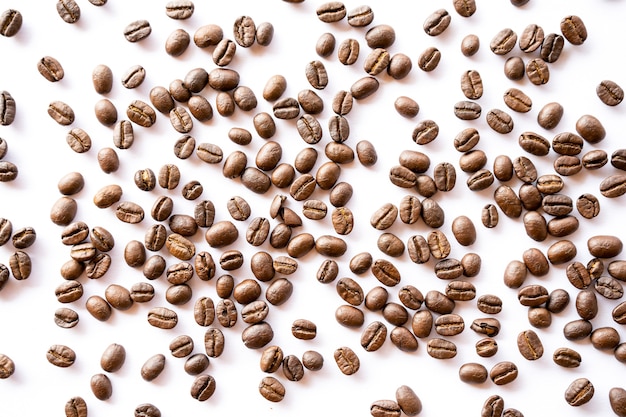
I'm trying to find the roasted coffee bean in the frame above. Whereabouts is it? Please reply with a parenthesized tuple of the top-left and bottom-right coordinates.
(420, 198, 444, 228)
(523, 211, 547, 242)
(112, 120, 134, 149)
(85, 295, 112, 322)
(190, 374, 216, 401)
(233, 279, 261, 305)
(282, 354, 304, 382)
(594, 276, 624, 299)
(460, 70, 483, 100)
(411, 310, 433, 338)
(64, 396, 88, 417)
(536, 102, 563, 130)
(0, 161, 17, 182)
(482, 395, 505, 417)
(329, 206, 352, 234)
(470, 317, 501, 337)
(126, 100, 156, 128)
(490, 361, 518, 385)
(350, 76, 379, 100)
(459, 150, 487, 173)
(582, 149, 608, 170)
(547, 240, 577, 265)
(394, 96, 420, 119)
(241, 322, 274, 349)
(563, 319, 593, 340)
(100, 343, 126, 372)
(363, 48, 390, 76)
(427, 338, 456, 359)
(588, 235, 623, 258)
(526, 58, 550, 85)
(490, 28, 517, 55)
(565, 378, 594, 406)
(423, 9, 451, 36)
(121, 65, 145, 89)
(454, 100, 484, 121)
(389, 165, 417, 188)
(576, 114, 606, 144)
(291, 319, 316, 340)
(458, 362, 488, 384)
(549, 214, 580, 236)
(517, 329, 544, 360)
(590, 326, 620, 349)
(214, 298, 237, 327)
(134, 168, 156, 192)
(433, 162, 456, 191)
(0, 9, 22, 37)
(398, 195, 421, 224)
(597, 80, 624, 106)
(37, 56, 64, 82)
(553, 347, 582, 368)
(56, 0, 80, 23)
(575, 289, 598, 320)
(48, 100, 74, 126)
(434, 313, 464, 336)
(347, 5, 373, 26)
(476, 338, 498, 357)
(418, 46, 441, 71)
(461, 34, 480, 57)
(600, 174, 626, 198)
(425, 290, 455, 315)
(387, 53, 412, 80)
(494, 185, 522, 218)
(482, 204, 499, 228)
(334, 346, 360, 376)
(265, 278, 293, 306)
(259, 376, 285, 402)
(304, 60, 328, 90)
(427, 230, 451, 260)
(54, 307, 79, 329)
(561, 15, 587, 45)
(335, 304, 364, 327)
(316, 1, 346, 22)
(315, 161, 340, 190)
(47, 344, 76, 368)
(361, 321, 387, 352)
(487, 108, 514, 134)
(232, 15, 255, 48)
(315, 235, 347, 257)
(193, 24, 223, 48)
(553, 154, 582, 176)
(552, 132, 583, 156)
(90, 373, 112, 400)
(365, 23, 395, 48)
(337, 38, 360, 66)
(540, 33, 564, 63)
(476, 294, 502, 314)
(407, 235, 430, 264)
(610, 387, 626, 417)
(504, 88, 532, 113)
(94, 99, 117, 126)
(124, 19, 151, 42)
(453, 0, 476, 17)
(256, 22, 273, 46)
(297, 89, 324, 114)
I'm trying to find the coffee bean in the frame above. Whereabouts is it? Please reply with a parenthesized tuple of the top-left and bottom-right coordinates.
(48, 100, 75, 126)
(421, 198, 445, 228)
(490, 28, 517, 55)
(453, 0, 476, 16)
(470, 317, 501, 337)
(423, 9, 451, 36)
(481, 204, 499, 228)
(124, 19, 151, 42)
(147, 307, 178, 329)
(47, 344, 76, 368)
(458, 362, 488, 384)
(112, 119, 134, 149)
(461, 34, 480, 57)
(476, 337, 498, 357)
(0, 9, 22, 37)
(100, 343, 126, 372)
(565, 378, 594, 406)
(460, 70, 483, 100)
(363, 48, 390, 76)
(453, 100, 483, 122)
(334, 346, 360, 375)
(259, 376, 285, 402)
(347, 5, 373, 26)
(482, 395, 504, 417)
(411, 310, 433, 338)
(459, 150, 487, 173)
(57, 0, 81, 24)
(610, 388, 626, 417)
(597, 80, 623, 106)
(350, 76, 379, 100)
(418, 46, 441, 72)
(337, 38, 360, 66)
(494, 185, 522, 218)
(540, 33, 564, 63)
(486, 108, 514, 134)
(37, 56, 64, 82)
(361, 321, 387, 352)
(90, 373, 112, 400)
(517, 329, 544, 360)
(427, 338, 456, 359)
(433, 162, 456, 191)
(477, 294, 502, 314)
(54, 307, 79, 329)
(425, 290, 455, 315)
(190, 374, 216, 401)
(255, 22, 273, 46)
(563, 318, 593, 340)
(64, 396, 87, 417)
(127, 100, 156, 128)
(504, 88, 532, 113)
(446, 280, 477, 302)
(490, 361, 518, 385)
(365, 24, 396, 48)
(526, 58, 550, 85)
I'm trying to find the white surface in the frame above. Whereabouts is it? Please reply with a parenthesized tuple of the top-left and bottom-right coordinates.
(1, 0, 626, 415)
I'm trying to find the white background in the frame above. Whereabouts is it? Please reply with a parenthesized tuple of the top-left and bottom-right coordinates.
(1, 0, 626, 416)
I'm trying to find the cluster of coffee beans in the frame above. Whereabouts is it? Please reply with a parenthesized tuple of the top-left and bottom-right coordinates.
(2, 0, 626, 416)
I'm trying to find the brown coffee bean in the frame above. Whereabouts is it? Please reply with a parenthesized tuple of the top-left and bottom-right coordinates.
(424, 290, 455, 315)
(426, 338, 456, 359)
(459, 362, 488, 384)
(423, 9, 451, 36)
(336, 304, 364, 328)
(411, 310, 433, 338)
(334, 346, 360, 375)
(565, 378, 594, 406)
(391, 327, 418, 352)
(526, 58, 550, 85)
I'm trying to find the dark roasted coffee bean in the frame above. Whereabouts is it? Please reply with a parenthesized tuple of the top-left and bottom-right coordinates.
(190, 374, 216, 401)
(588, 235, 623, 258)
(517, 329, 544, 360)
(425, 290, 455, 315)
(576, 289, 598, 320)
(565, 378, 594, 406)
(505, 56, 525, 80)
(250, 252, 274, 282)
(170, 79, 192, 102)
(576, 114, 605, 144)
(563, 319, 593, 340)
(365, 24, 395, 48)
(490, 28, 517, 55)
(494, 185, 522, 218)
(423, 9, 451, 36)
(552, 132, 583, 156)
(482, 204, 499, 228)
(600, 174, 626, 198)
(433, 162, 456, 191)
(561, 15, 587, 45)
(582, 149, 608, 170)
(597, 80, 623, 106)
(421, 198, 445, 228)
(487, 108, 514, 134)
(553, 347, 582, 368)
